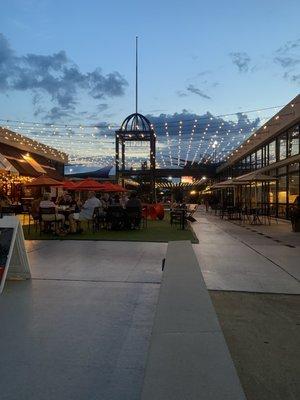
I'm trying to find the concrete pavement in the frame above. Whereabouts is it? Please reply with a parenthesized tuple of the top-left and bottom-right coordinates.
(192, 212, 300, 294)
(0, 241, 165, 400)
(1, 214, 299, 399)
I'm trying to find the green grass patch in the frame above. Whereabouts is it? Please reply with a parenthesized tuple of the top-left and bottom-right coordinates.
(22, 216, 199, 243)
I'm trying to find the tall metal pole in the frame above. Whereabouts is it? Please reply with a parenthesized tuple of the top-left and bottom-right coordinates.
(135, 36, 138, 115)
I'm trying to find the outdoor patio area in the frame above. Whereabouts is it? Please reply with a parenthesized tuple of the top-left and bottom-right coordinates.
(21, 214, 198, 243)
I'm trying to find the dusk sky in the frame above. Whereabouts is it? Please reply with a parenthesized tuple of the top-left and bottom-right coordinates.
(0, 0, 300, 168)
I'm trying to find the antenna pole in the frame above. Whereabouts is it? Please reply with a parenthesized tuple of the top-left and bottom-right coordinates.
(135, 36, 138, 114)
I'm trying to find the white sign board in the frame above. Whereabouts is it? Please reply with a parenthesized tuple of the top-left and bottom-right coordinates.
(0, 216, 31, 294)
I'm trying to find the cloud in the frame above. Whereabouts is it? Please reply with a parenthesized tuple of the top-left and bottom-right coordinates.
(186, 84, 211, 99)
(43, 107, 73, 121)
(274, 56, 300, 68)
(290, 74, 300, 84)
(230, 51, 251, 73)
(274, 38, 300, 84)
(176, 90, 188, 97)
(276, 39, 300, 55)
(97, 103, 109, 112)
(0, 32, 128, 120)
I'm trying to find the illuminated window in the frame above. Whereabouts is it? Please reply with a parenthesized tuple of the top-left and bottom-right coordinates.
(288, 126, 299, 157)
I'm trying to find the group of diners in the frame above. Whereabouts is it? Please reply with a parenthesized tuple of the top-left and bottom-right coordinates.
(37, 190, 142, 233)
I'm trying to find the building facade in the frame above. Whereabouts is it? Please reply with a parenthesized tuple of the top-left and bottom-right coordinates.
(0, 127, 68, 200)
(216, 95, 300, 218)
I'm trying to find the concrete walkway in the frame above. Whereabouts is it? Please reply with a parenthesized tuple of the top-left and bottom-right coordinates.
(1, 215, 299, 399)
(0, 241, 165, 400)
(192, 212, 300, 294)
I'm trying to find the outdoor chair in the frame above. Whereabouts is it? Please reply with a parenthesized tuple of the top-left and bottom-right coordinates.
(39, 207, 63, 234)
(27, 207, 40, 233)
(141, 205, 148, 228)
(170, 209, 187, 230)
(92, 207, 106, 232)
(186, 204, 199, 222)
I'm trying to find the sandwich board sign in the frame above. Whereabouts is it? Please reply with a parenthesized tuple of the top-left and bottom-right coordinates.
(0, 216, 31, 294)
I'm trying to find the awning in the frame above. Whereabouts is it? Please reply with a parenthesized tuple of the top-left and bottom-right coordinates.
(211, 179, 244, 189)
(0, 142, 64, 180)
(25, 176, 63, 187)
(234, 171, 278, 182)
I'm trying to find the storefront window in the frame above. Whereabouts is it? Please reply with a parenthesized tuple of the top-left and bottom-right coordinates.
(288, 173, 299, 204)
(278, 133, 287, 160)
(278, 175, 287, 204)
(288, 126, 299, 157)
(269, 141, 276, 164)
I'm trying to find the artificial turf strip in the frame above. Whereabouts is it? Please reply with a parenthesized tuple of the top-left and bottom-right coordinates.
(22, 217, 199, 243)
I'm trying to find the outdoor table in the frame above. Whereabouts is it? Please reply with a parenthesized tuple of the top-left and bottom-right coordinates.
(106, 206, 127, 230)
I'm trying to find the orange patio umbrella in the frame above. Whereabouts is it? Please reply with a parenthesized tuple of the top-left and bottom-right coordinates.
(25, 176, 63, 187)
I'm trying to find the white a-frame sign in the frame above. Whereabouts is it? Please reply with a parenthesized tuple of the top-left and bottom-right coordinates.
(0, 216, 31, 294)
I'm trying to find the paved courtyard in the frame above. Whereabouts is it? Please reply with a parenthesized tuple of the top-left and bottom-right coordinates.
(193, 212, 300, 294)
(0, 213, 299, 399)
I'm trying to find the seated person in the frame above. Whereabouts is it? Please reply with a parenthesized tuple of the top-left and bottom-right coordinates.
(69, 191, 102, 232)
(57, 191, 75, 207)
(111, 194, 121, 206)
(101, 193, 111, 209)
(120, 194, 129, 209)
(39, 193, 65, 223)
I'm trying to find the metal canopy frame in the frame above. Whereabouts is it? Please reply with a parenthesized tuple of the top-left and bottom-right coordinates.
(115, 113, 156, 200)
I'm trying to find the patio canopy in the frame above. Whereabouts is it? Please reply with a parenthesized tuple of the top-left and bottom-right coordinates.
(24, 176, 63, 187)
(211, 179, 244, 189)
(234, 171, 278, 182)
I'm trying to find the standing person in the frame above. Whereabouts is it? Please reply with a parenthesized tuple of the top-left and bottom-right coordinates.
(126, 192, 142, 229)
(126, 192, 142, 211)
(69, 191, 101, 233)
(57, 191, 74, 206)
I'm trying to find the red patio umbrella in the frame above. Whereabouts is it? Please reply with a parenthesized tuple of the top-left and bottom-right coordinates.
(74, 179, 106, 191)
(102, 182, 128, 192)
(63, 180, 77, 190)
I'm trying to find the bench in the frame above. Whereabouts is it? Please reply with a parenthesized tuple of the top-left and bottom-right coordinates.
(141, 240, 246, 400)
